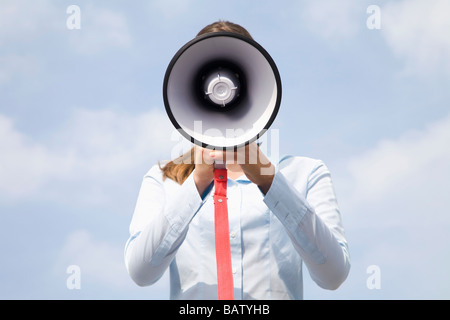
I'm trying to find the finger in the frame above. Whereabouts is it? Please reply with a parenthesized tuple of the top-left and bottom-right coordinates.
(195, 147, 217, 165)
(202, 148, 215, 165)
(209, 149, 226, 164)
(194, 146, 209, 165)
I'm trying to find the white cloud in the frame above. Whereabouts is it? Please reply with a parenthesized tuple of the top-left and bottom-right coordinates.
(0, 0, 132, 55)
(382, 0, 450, 75)
(53, 108, 171, 175)
(55, 229, 131, 289)
(0, 0, 59, 46)
(0, 115, 62, 198)
(0, 108, 175, 202)
(338, 114, 450, 298)
(347, 114, 450, 212)
(299, 0, 450, 76)
(68, 5, 133, 55)
(54, 229, 170, 296)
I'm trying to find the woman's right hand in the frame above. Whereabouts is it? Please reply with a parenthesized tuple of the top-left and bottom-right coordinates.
(193, 146, 216, 196)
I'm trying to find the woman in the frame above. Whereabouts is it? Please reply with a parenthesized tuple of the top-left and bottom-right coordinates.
(125, 21, 350, 300)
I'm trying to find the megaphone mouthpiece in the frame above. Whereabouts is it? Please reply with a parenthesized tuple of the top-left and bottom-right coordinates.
(203, 68, 240, 107)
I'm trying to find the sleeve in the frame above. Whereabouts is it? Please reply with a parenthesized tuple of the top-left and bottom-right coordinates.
(263, 158, 351, 290)
(124, 165, 205, 287)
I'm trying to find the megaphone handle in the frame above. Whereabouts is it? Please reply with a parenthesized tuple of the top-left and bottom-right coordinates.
(214, 161, 226, 170)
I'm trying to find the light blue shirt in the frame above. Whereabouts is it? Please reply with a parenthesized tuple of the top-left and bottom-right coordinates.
(125, 156, 350, 299)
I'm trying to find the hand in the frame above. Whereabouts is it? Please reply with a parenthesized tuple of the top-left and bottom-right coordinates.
(237, 143, 275, 194)
(210, 143, 275, 194)
(192, 146, 215, 196)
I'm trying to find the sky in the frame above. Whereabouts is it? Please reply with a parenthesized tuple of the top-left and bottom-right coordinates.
(1, 0, 449, 300)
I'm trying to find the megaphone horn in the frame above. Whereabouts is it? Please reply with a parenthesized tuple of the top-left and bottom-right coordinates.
(163, 32, 282, 150)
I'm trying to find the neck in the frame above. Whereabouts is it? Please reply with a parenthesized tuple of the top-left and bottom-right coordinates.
(226, 163, 244, 180)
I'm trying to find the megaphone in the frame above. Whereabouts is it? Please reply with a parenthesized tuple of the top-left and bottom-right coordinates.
(163, 32, 282, 150)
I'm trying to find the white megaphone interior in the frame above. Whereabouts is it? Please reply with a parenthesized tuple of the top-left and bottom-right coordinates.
(166, 35, 279, 149)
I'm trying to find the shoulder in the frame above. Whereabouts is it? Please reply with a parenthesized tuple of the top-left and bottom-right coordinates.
(142, 162, 182, 188)
(277, 155, 326, 173)
(276, 155, 330, 186)
(143, 163, 165, 183)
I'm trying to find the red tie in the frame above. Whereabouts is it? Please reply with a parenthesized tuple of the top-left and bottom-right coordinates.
(213, 168, 234, 300)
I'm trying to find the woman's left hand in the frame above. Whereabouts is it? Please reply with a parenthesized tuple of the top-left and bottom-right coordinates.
(210, 143, 275, 194)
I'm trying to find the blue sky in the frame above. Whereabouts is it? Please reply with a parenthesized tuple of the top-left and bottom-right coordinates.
(1, 0, 449, 299)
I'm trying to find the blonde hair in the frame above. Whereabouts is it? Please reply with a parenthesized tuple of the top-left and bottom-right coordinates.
(160, 21, 253, 184)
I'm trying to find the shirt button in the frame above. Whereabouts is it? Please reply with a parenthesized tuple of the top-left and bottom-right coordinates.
(230, 231, 236, 238)
(232, 268, 237, 274)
